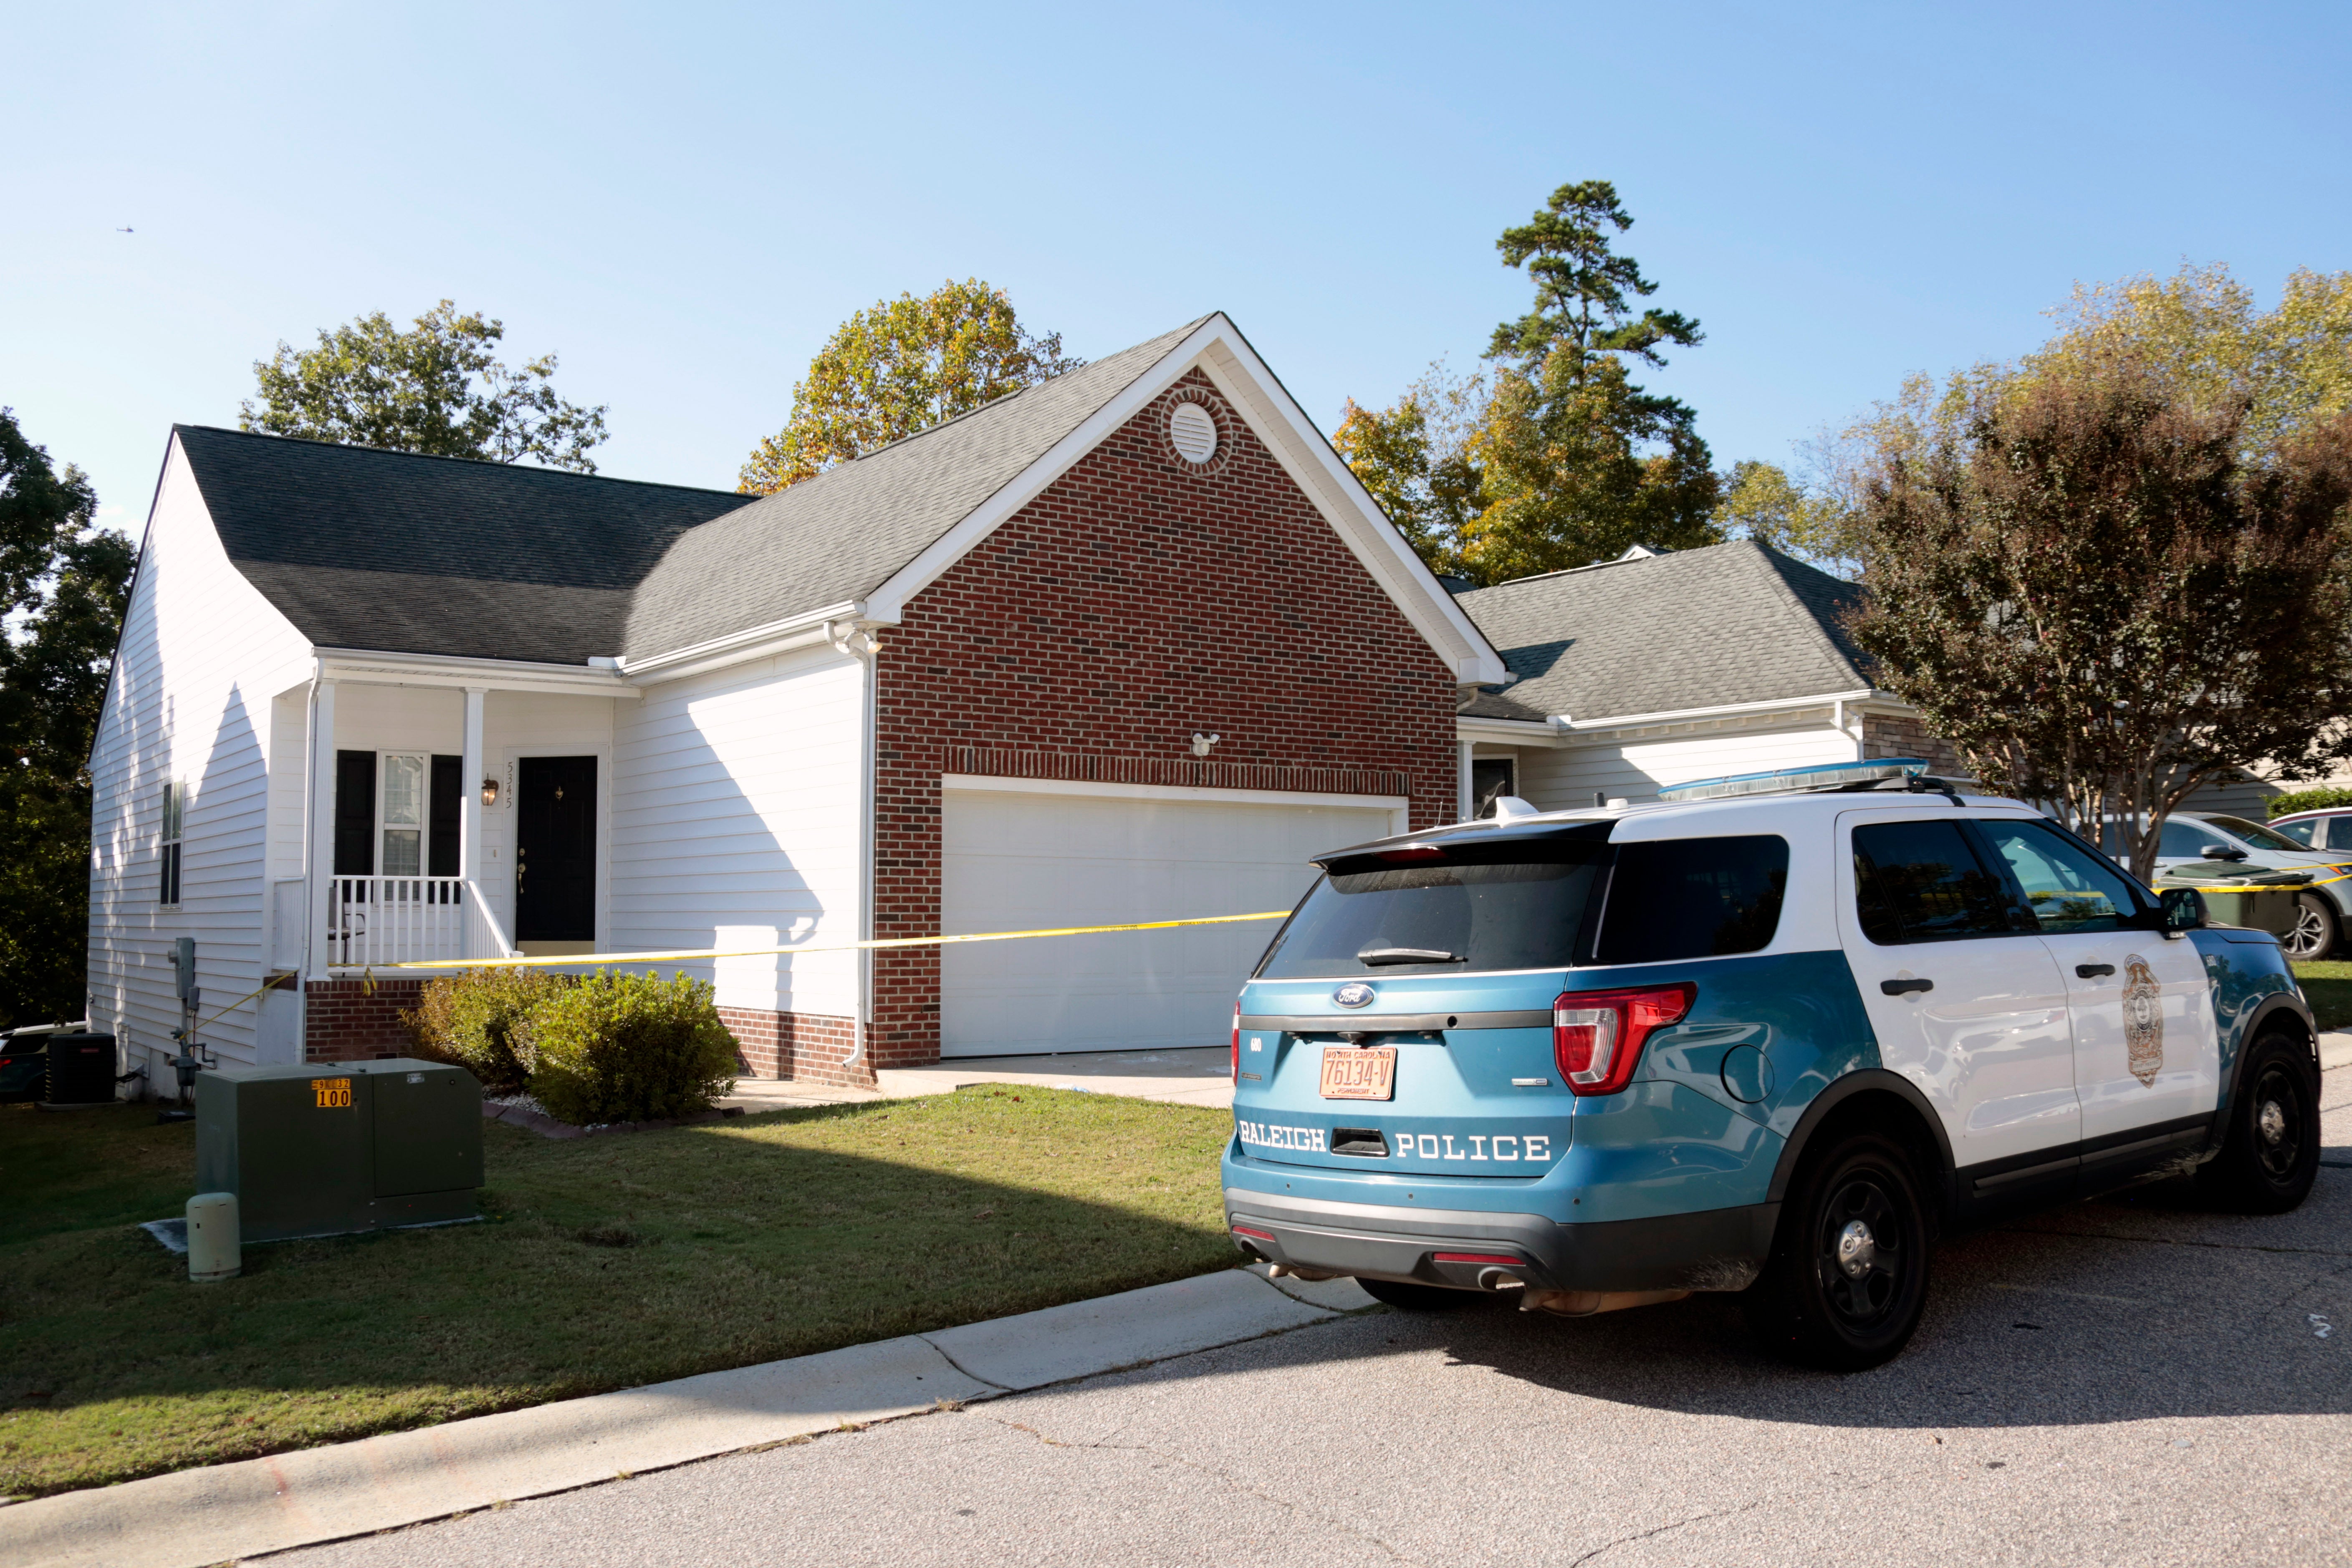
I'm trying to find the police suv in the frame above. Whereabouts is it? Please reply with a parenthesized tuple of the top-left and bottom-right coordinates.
(1223, 760, 2320, 1371)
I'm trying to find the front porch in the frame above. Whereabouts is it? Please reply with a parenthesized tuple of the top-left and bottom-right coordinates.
(279, 653, 634, 1056)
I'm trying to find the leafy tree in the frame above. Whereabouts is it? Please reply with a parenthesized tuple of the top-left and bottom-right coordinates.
(1848, 356, 2352, 882)
(1713, 459, 1861, 574)
(241, 300, 609, 472)
(0, 410, 134, 1028)
(1332, 361, 1488, 578)
(1464, 181, 1721, 580)
(2028, 263, 2352, 456)
(1335, 182, 1720, 586)
(740, 279, 1081, 494)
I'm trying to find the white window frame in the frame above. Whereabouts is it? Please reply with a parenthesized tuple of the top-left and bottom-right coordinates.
(377, 751, 429, 879)
(159, 779, 187, 907)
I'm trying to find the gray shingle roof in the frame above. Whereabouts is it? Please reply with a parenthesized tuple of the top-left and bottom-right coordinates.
(176, 426, 755, 665)
(1454, 540, 1872, 723)
(619, 318, 1209, 659)
(176, 317, 1212, 667)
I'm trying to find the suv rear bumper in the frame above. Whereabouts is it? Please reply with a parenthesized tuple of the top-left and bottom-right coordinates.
(1224, 1186, 1779, 1295)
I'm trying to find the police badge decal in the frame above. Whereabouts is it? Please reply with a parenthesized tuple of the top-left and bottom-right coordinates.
(2123, 955, 2164, 1086)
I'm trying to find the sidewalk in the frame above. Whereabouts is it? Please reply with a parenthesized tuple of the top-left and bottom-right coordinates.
(720, 1045, 1234, 1113)
(729, 1034, 2352, 1115)
(0, 1266, 1371, 1568)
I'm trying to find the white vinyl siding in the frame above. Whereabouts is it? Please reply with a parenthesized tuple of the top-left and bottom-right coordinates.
(608, 644, 864, 1020)
(1516, 722, 1862, 812)
(86, 440, 316, 1079)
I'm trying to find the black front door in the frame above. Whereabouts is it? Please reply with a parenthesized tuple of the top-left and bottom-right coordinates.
(515, 756, 597, 942)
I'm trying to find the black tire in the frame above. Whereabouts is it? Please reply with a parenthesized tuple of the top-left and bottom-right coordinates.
(2197, 1031, 2321, 1213)
(2281, 894, 2338, 962)
(1742, 1131, 1933, 1372)
(1354, 1275, 1478, 1311)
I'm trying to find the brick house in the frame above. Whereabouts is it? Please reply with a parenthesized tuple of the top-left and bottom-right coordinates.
(86, 316, 1506, 1088)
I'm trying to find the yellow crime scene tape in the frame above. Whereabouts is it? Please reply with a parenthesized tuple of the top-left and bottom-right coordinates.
(346, 909, 1299, 982)
(174, 913, 1297, 1014)
(2149, 870, 2352, 894)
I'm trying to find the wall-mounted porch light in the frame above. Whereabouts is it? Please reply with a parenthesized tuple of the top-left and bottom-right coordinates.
(481, 778, 500, 806)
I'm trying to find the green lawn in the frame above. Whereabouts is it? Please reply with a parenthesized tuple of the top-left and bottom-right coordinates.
(0, 1088, 1235, 1500)
(2293, 961, 2352, 1032)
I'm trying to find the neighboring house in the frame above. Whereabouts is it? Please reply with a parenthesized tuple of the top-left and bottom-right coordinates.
(1449, 540, 1964, 813)
(88, 315, 1505, 1088)
(1445, 540, 2291, 821)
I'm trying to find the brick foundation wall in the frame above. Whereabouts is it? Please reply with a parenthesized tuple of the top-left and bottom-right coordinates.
(717, 1007, 863, 1087)
(1862, 712, 1968, 779)
(867, 371, 1459, 1071)
(303, 978, 426, 1063)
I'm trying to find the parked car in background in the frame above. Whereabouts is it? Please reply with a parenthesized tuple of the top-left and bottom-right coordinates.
(2109, 811, 2352, 961)
(2269, 805, 2352, 853)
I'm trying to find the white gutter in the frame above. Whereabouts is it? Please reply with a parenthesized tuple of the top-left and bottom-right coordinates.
(312, 646, 642, 699)
(616, 602, 871, 684)
(1455, 715, 1562, 746)
(1551, 688, 1908, 735)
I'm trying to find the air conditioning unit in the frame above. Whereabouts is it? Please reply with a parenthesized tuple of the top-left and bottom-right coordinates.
(195, 1058, 482, 1243)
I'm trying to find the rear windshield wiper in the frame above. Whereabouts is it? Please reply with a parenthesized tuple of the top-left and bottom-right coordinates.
(1357, 946, 1465, 965)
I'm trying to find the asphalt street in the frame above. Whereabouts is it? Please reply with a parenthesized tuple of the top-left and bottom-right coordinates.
(280, 1076, 2352, 1568)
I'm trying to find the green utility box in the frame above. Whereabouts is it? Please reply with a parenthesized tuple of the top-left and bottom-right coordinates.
(2154, 866, 2307, 942)
(194, 1058, 483, 1243)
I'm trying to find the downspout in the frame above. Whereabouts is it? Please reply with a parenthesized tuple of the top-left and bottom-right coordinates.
(827, 621, 882, 1079)
(298, 660, 326, 1061)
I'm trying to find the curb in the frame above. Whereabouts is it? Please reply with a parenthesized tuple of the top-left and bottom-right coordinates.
(0, 1267, 1374, 1568)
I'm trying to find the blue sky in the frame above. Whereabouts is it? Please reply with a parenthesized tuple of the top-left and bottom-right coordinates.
(5, 2, 2347, 533)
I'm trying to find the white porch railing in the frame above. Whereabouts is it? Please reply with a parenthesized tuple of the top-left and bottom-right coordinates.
(324, 876, 520, 970)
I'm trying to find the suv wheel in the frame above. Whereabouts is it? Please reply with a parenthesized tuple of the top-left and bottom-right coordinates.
(1742, 1131, 1933, 1372)
(2197, 1031, 2321, 1213)
(1354, 1276, 1477, 1311)
(2282, 893, 2337, 962)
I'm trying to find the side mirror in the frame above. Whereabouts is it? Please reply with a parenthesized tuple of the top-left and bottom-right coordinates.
(2159, 887, 2207, 937)
(2199, 844, 2248, 862)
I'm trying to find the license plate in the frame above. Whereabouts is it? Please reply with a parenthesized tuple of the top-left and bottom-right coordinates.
(1319, 1045, 1396, 1101)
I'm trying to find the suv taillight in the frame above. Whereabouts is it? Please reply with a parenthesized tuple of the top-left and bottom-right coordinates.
(1231, 1002, 1241, 1083)
(1553, 983, 1695, 1096)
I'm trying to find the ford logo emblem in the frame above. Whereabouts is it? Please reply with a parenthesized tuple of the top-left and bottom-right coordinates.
(1333, 982, 1375, 1009)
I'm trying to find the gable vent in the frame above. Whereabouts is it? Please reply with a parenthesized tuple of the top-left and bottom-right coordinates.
(1169, 401, 1219, 463)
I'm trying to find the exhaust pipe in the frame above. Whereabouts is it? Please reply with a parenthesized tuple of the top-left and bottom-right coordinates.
(1265, 1263, 1345, 1283)
(1519, 1288, 1689, 1318)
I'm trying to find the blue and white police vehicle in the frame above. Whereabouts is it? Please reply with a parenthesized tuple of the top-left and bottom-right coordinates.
(1223, 760, 2319, 1370)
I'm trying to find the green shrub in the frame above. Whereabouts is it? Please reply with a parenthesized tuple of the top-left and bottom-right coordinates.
(402, 967, 569, 1094)
(525, 971, 740, 1125)
(2267, 787, 2352, 819)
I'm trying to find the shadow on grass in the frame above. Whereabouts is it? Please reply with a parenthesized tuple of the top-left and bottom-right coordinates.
(0, 1088, 1234, 1497)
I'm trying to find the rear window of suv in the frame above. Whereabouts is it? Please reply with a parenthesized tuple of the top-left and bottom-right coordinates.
(1254, 828, 1789, 978)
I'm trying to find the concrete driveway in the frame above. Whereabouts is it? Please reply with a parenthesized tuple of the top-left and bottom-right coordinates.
(280, 1076, 2352, 1568)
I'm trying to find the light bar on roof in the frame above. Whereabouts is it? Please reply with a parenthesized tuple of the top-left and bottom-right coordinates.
(1658, 758, 1932, 804)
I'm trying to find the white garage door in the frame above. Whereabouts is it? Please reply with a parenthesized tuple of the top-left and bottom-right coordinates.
(939, 784, 1403, 1057)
